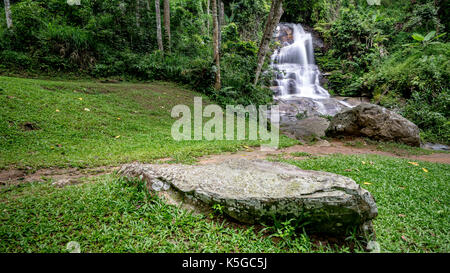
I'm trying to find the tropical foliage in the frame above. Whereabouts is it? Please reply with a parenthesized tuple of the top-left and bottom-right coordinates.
(0, 0, 448, 142)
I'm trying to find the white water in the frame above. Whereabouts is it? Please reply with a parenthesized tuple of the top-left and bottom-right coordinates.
(271, 24, 330, 99)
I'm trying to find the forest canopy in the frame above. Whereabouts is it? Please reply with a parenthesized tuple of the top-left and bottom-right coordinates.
(0, 0, 448, 143)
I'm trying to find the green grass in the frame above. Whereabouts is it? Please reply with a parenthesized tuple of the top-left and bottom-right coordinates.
(290, 152, 312, 157)
(279, 154, 450, 253)
(0, 175, 340, 253)
(373, 141, 439, 156)
(343, 138, 447, 156)
(0, 76, 297, 169)
(0, 76, 448, 253)
(1, 154, 448, 253)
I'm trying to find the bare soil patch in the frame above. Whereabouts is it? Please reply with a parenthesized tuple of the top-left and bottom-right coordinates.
(0, 166, 118, 187)
(198, 140, 450, 164)
(1, 139, 447, 187)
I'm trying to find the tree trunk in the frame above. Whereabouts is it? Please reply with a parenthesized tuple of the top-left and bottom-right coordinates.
(217, 0, 223, 49)
(206, 0, 210, 34)
(163, 0, 171, 51)
(136, 0, 140, 28)
(219, 0, 225, 25)
(155, 0, 164, 51)
(3, 0, 12, 29)
(212, 0, 221, 90)
(254, 0, 284, 85)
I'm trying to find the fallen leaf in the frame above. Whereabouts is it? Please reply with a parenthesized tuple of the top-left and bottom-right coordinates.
(115, 135, 120, 139)
(399, 186, 406, 190)
(363, 182, 372, 185)
(408, 162, 419, 166)
(78, 97, 83, 100)
(361, 161, 366, 164)
(55, 109, 60, 112)
(84, 108, 90, 112)
(422, 168, 429, 173)
(398, 214, 406, 217)
(117, 117, 121, 120)
(344, 169, 352, 172)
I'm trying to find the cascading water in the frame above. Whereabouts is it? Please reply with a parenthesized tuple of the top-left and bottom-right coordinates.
(270, 23, 353, 119)
(271, 24, 330, 99)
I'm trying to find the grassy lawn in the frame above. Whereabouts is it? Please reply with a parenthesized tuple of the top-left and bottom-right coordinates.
(0, 76, 296, 169)
(0, 76, 448, 253)
(0, 154, 448, 253)
(279, 155, 450, 253)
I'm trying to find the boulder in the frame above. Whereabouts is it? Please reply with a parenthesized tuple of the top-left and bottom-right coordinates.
(119, 159, 378, 235)
(326, 103, 420, 146)
(280, 117, 330, 141)
(333, 96, 371, 107)
(422, 142, 449, 151)
(275, 97, 351, 124)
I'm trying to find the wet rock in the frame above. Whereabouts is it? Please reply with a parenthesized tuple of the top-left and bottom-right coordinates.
(326, 103, 420, 146)
(302, 25, 325, 49)
(333, 96, 371, 107)
(280, 117, 330, 141)
(275, 97, 351, 123)
(422, 142, 449, 151)
(276, 23, 324, 49)
(275, 24, 295, 45)
(119, 159, 378, 235)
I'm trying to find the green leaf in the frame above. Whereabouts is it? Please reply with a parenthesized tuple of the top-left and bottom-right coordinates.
(402, 43, 419, 47)
(411, 33, 424, 42)
(424, 31, 436, 41)
(367, 0, 381, 5)
(432, 32, 447, 41)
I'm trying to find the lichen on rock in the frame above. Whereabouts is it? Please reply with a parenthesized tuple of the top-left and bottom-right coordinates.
(119, 159, 378, 236)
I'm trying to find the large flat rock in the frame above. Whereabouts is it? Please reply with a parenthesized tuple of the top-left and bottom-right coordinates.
(119, 159, 377, 235)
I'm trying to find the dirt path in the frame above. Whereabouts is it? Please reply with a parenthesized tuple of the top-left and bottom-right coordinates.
(1, 140, 448, 186)
(198, 140, 450, 165)
(0, 166, 118, 187)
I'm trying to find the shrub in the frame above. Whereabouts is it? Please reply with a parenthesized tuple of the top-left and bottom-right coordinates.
(364, 43, 450, 143)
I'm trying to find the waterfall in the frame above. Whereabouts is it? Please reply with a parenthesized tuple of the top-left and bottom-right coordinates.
(271, 24, 330, 99)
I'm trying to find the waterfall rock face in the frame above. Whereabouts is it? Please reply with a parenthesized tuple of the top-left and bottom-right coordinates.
(327, 103, 421, 146)
(271, 23, 353, 122)
(119, 159, 378, 235)
(272, 24, 329, 99)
